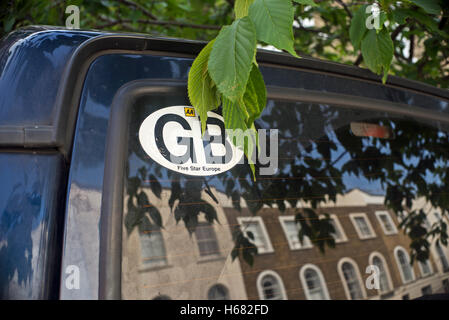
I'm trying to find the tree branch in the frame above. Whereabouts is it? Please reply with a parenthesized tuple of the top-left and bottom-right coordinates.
(354, 53, 362, 66)
(330, 150, 348, 166)
(391, 22, 407, 40)
(225, 0, 235, 7)
(417, 54, 428, 79)
(97, 17, 221, 31)
(294, 19, 323, 34)
(335, 0, 352, 18)
(394, 51, 408, 64)
(439, 17, 448, 30)
(409, 33, 415, 63)
(118, 0, 159, 20)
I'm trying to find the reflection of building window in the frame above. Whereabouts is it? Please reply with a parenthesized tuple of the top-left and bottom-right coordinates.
(436, 243, 449, 272)
(279, 216, 312, 250)
(375, 211, 398, 235)
(350, 213, 376, 239)
(328, 215, 347, 243)
(339, 260, 365, 300)
(371, 254, 392, 294)
(418, 260, 432, 277)
(443, 279, 449, 293)
(300, 264, 330, 300)
(394, 247, 415, 283)
(208, 284, 229, 300)
(421, 285, 432, 296)
(262, 276, 280, 300)
(237, 217, 273, 254)
(195, 222, 220, 257)
(257, 271, 286, 300)
(140, 229, 167, 267)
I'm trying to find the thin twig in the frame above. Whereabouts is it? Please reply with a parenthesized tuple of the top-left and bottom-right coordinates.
(335, 0, 352, 18)
(118, 0, 159, 20)
(354, 53, 362, 66)
(97, 17, 221, 31)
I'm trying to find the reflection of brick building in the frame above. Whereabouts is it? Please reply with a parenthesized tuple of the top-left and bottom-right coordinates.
(224, 188, 449, 300)
(122, 187, 449, 300)
(121, 189, 248, 300)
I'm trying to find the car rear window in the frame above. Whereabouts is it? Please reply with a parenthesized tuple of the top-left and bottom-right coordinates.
(121, 93, 449, 300)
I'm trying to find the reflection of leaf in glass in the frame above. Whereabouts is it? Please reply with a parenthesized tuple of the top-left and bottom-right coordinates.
(127, 101, 449, 268)
(204, 182, 219, 204)
(148, 206, 163, 229)
(231, 225, 258, 266)
(138, 216, 152, 234)
(149, 174, 162, 199)
(127, 176, 140, 196)
(168, 180, 181, 211)
(125, 206, 144, 236)
(137, 191, 149, 207)
(231, 191, 241, 211)
(137, 167, 147, 181)
(295, 208, 335, 253)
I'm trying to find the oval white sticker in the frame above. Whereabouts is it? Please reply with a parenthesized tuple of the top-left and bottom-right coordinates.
(138, 106, 244, 176)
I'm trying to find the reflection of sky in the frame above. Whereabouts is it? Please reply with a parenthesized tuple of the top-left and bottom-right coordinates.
(127, 102, 447, 199)
(330, 145, 385, 195)
(128, 125, 388, 196)
(0, 155, 43, 231)
(342, 172, 384, 195)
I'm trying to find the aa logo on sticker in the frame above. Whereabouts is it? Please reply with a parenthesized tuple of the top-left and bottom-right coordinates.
(184, 107, 195, 117)
(139, 106, 244, 176)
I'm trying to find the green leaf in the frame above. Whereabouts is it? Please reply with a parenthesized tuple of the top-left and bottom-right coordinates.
(235, 0, 255, 19)
(222, 97, 249, 139)
(392, 9, 409, 25)
(208, 17, 257, 102)
(293, 0, 318, 7)
(248, 0, 298, 57)
(188, 39, 221, 134)
(408, 0, 441, 15)
(361, 28, 393, 83)
(249, 122, 260, 157)
(242, 63, 267, 126)
(4, 17, 15, 33)
(222, 97, 257, 179)
(379, 11, 388, 29)
(399, 8, 440, 33)
(349, 4, 369, 51)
